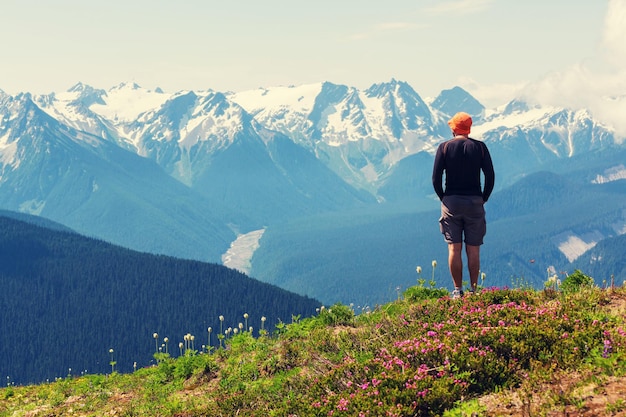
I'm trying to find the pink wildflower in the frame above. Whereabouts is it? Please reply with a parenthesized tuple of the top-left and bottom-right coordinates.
(337, 397, 349, 411)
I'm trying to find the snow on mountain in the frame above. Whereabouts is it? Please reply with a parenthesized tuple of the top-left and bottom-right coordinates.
(91, 82, 170, 122)
(33, 82, 172, 154)
(430, 86, 485, 122)
(35, 82, 142, 126)
(13, 79, 623, 202)
(230, 79, 445, 190)
(229, 80, 621, 194)
(228, 83, 321, 129)
(0, 94, 24, 170)
(472, 102, 617, 189)
(553, 206, 626, 262)
(592, 164, 626, 184)
(472, 105, 557, 137)
(123, 90, 265, 186)
(0, 91, 239, 261)
(222, 228, 266, 274)
(3, 78, 626, 285)
(553, 230, 604, 262)
(480, 101, 614, 157)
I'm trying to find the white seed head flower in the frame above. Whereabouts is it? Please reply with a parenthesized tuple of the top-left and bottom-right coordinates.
(243, 313, 249, 319)
(153, 333, 158, 339)
(238, 323, 243, 330)
(416, 266, 422, 274)
(109, 348, 114, 354)
(208, 327, 212, 333)
(164, 337, 169, 343)
(219, 315, 224, 321)
(261, 316, 266, 322)
(481, 272, 486, 281)
(432, 260, 437, 268)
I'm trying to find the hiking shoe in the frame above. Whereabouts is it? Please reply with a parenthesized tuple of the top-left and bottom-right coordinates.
(451, 289, 464, 299)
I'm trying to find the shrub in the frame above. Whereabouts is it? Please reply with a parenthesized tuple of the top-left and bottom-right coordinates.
(404, 285, 449, 302)
(561, 270, 594, 293)
(317, 303, 356, 326)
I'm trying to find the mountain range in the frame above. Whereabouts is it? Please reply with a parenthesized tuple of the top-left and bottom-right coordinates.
(1, 79, 625, 306)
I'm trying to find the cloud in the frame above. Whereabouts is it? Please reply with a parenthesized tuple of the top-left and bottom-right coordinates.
(518, 63, 626, 139)
(425, 0, 494, 15)
(374, 22, 415, 31)
(519, 65, 604, 109)
(507, 0, 626, 139)
(602, 0, 626, 67)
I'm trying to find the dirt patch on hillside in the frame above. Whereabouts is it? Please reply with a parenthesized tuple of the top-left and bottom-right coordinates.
(479, 374, 626, 416)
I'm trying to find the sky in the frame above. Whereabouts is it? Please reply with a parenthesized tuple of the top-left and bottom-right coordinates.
(0, 0, 619, 110)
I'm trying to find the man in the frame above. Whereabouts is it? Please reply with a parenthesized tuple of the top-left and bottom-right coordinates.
(432, 112, 495, 299)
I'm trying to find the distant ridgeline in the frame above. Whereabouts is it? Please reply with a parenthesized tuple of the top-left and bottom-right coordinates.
(0, 214, 321, 384)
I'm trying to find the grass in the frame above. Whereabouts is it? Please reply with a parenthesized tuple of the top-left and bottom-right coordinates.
(1, 281, 625, 416)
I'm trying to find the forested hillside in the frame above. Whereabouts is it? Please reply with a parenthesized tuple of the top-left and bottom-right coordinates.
(251, 174, 626, 305)
(0, 215, 320, 384)
(572, 233, 626, 285)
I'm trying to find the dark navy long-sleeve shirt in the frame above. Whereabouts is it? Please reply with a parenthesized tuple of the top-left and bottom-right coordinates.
(432, 136, 495, 202)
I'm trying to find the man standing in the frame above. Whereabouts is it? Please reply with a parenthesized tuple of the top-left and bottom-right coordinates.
(432, 112, 495, 298)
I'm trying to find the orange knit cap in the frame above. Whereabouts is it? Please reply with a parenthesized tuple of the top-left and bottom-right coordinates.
(448, 112, 472, 135)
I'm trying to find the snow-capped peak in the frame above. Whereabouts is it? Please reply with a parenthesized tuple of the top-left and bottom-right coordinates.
(228, 82, 323, 116)
(90, 83, 170, 123)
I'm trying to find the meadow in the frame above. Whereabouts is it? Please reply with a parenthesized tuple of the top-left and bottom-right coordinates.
(1, 269, 625, 416)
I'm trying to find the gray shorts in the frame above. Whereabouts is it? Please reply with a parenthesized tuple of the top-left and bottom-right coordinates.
(439, 195, 486, 246)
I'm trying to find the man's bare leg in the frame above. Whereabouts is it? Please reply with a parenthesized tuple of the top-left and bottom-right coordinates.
(448, 243, 463, 289)
(466, 244, 480, 291)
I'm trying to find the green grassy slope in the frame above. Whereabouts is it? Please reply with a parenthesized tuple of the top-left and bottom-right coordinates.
(1, 284, 625, 416)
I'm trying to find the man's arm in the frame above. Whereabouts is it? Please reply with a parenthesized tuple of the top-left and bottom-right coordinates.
(481, 145, 495, 202)
(432, 144, 445, 200)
